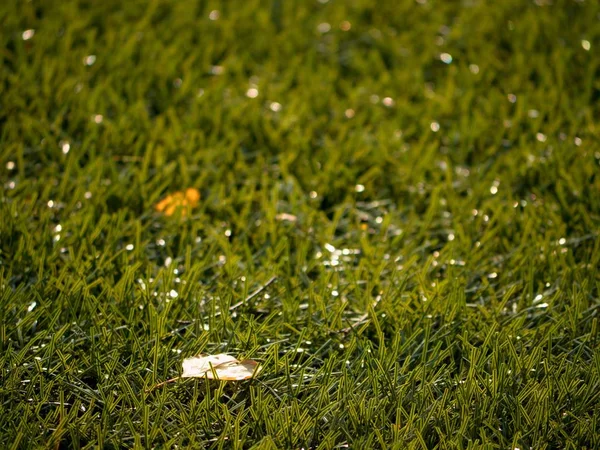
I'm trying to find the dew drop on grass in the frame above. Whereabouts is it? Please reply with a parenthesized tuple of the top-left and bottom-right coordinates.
(382, 97, 394, 107)
(317, 23, 331, 33)
(125, 244, 134, 251)
(430, 121, 440, 132)
(581, 40, 591, 51)
(22, 29, 35, 40)
(83, 55, 96, 66)
(6, 161, 15, 170)
(269, 102, 282, 112)
(60, 141, 70, 154)
(209, 10, 220, 20)
(439, 53, 452, 64)
(246, 88, 259, 98)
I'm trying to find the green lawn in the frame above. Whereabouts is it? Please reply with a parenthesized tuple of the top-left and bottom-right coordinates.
(1, 0, 600, 448)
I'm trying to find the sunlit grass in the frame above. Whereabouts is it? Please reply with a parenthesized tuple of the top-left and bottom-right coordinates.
(1, 0, 599, 448)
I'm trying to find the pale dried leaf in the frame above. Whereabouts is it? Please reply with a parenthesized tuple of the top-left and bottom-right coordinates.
(275, 213, 297, 222)
(181, 354, 260, 381)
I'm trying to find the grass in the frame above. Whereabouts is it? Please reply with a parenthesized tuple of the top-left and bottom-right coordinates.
(1, 0, 600, 448)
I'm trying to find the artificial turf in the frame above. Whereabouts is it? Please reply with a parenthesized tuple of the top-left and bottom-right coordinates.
(1, 0, 600, 448)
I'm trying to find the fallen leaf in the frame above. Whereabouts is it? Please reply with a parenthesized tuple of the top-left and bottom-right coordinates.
(155, 188, 200, 217)
(181, 354, 260, 380)
(145, 353, 260, 391)
(275, 213, 297, 222)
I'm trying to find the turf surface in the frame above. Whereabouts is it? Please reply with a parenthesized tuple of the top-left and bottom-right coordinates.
(1, 0, 600, 448)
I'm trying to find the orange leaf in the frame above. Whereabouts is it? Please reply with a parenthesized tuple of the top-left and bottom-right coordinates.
(155, 188, 200, 217)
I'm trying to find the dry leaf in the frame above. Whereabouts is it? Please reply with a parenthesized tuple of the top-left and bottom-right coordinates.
(275, 213, 297, 222)
(155, 188, 200, 217)
(181, 354, 260, 381)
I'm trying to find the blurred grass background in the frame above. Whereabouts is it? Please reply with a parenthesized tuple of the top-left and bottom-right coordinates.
(1, 0, 599, 448)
